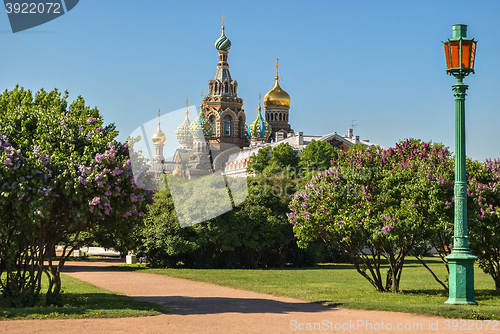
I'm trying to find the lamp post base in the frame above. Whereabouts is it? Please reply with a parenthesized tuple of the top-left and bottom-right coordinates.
(445, 252, 478, 305)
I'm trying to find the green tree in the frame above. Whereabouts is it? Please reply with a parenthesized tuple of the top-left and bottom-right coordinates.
(137, 175, 317, 268)
(0, 86, 153, 306)
(298, 139, 337, 178)
(247, 143, 299, 178)
(465, 158, 500, 290)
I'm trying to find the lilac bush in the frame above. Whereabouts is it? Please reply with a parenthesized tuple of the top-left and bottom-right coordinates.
(0, 86, 153, 306)
(289, 139, 453, 293)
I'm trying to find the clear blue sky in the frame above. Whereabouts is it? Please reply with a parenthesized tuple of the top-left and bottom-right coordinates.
(1, 0, 499, 161)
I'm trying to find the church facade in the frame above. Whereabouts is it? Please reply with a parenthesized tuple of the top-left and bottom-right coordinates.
(149, 15, 378, 179)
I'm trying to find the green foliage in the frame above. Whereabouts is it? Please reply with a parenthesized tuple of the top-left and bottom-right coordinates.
(289, 139, 454, 293)
(137, 175, 322, 268)
(298, 139, 337, 178)
(247, 143, 299, 178)
(465, 158, 500, 290)
(0, 86, 153, 307)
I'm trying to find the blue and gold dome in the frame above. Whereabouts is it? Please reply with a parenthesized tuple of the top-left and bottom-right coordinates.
(248, 93, 272, 139)
(215, 13, 231, 51)
(190, 93, 213, 137)
(175, 99, 193, 142)
(190, 110, 213, 137)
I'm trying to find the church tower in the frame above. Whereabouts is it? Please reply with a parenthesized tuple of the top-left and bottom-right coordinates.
(203, 14, 248, 151)
(151, 110, 166, 177)
(264, 59, 292, 141)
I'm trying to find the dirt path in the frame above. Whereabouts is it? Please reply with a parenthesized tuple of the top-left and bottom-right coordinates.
(1, 259, 495, 334)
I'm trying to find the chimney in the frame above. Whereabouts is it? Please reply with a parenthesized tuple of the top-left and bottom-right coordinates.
(347, 128, 353, 139)
(296, 132, 303, 145)
(355, 136, 360, 144)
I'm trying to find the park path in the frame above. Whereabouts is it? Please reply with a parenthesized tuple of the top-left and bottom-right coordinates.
(1, 259, 494, 334)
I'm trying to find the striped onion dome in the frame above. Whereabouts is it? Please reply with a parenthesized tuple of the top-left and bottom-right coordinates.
(190, 109, 213, 137)
(248, 104, 271, 139)
(215, 33, 231, 51)
(175, 109, 193, 141)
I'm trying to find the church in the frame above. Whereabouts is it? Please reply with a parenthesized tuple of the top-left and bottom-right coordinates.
(150, 15, 377, 179)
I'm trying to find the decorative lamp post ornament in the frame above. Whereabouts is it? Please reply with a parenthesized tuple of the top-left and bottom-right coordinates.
(443, 24, 478, 305)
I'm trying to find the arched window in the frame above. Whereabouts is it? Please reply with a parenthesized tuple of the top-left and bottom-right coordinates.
(270, 113, 273, 121)
(225, 116, 231, 136)
(279, 113, 282, 121)
(275, 113, 278, 121)
(210, 116, 216, 135)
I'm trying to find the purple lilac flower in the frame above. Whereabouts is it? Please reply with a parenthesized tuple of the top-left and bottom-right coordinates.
(40, 154, 50, 165)
(87, 117, 97, 124)
(95, 173, 104, 181)
(96, 127, 104, 132)
(4, 157, 12, 166)
(382, 224, 394, 233)
(90, 197, 100, 206)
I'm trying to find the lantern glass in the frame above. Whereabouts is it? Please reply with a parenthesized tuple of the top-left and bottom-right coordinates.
(450, 41, 460, 68)
(444, 43, 451, 69)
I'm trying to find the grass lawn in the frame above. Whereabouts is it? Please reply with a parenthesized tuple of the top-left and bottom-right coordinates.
(115, 257, 500, 320)
(0, 273, 167, 320)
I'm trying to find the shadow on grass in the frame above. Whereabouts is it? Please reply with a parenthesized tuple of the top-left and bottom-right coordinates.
(0, 292, 167, 319)
(312, 300, 344, 308)
(401, 289, 448, 297)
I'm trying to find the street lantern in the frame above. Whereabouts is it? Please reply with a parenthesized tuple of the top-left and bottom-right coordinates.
(443, 24, 478, 305)
(443, 25, 477, 79)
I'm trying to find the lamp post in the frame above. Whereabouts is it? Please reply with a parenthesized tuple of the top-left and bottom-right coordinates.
(443, 24, 478, 305)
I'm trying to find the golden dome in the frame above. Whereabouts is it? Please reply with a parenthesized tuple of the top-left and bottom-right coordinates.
(264, 58, 290, 107)
(152, 110, 166, 145)
(264, 80, 290, 107)
(172, 166, 182, 177)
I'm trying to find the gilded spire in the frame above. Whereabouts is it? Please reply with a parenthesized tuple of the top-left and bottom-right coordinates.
(222, 13, 225, 35)
(200, 90, 204, 110)
(275, 58, 279, 81)
(258, 92, 262, 113)
(158, 109, 161, 123)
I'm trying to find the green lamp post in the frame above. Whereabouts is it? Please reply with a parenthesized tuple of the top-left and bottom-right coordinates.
(443, 24, 478, 305)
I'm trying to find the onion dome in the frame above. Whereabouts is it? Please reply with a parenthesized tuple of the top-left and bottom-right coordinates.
(172, 166, 182, 177)
(152, 109, 166, 145)
(215, 13, 231, 51)
(248, 93, 272, 139)
(190, 91, 213, 137)
(175, 99, 193, 142)
(264, 59, 290, 107)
